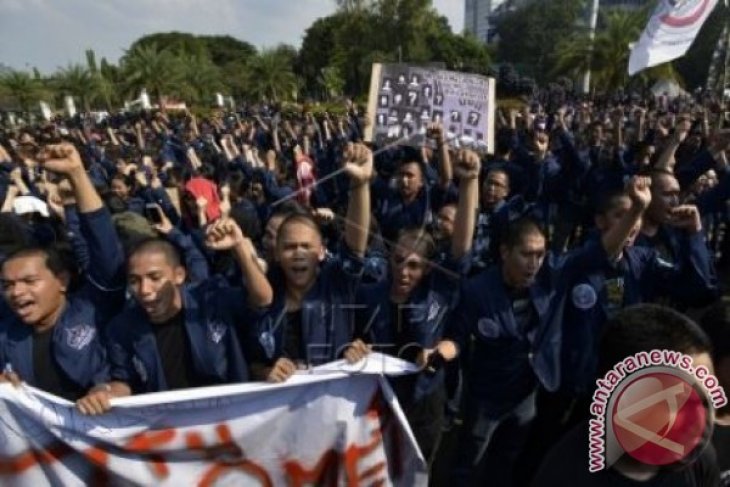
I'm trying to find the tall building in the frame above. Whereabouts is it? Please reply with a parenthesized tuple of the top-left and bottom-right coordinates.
(464, 0, 508, 43)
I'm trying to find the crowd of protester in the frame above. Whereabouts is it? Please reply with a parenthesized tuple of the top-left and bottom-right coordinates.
(0, 90, 729, 486)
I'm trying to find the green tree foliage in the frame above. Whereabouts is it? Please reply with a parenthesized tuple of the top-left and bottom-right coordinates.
(0, 71, 44, 112)
(52, 64, 97, 112)
(299, 15, 343, 98)
(198, 35, 257, 66)
(243, 48, 299, 102)
(176, 53, 225, 105)
(496, 0, 585, 82)
(120, 43, 182, 103)
(319, 66, 346, 99)
(552, 7, 681, 93)
(300, 0, 491, 96)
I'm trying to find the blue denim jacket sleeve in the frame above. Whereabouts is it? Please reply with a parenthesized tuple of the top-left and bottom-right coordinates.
(165, 227, 210, 284)
(78, 207, 125, 291)
(64, 204, 90, 272)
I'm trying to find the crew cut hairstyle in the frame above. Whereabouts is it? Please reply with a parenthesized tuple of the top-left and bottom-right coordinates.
(276, 212, 322, 246)
(127, 238, 183, 269)
(500, 216, 546, 250)
(598, 304, 711, 376)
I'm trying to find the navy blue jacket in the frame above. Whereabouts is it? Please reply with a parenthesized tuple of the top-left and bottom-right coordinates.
(355, 256, 465, 402)
(0, 207, 125, 394)
(0, 298, 111, 395)
(633, 228, 718, 308)
(446, 239, 608, 415)
(245, 247, 364, 367)
(561, 232, 718, 393)
(106, 279, 250, 393)
(372, 178, 456, 243)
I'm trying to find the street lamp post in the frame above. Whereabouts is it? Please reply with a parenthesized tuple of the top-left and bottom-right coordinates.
(582, 0, 601, 94)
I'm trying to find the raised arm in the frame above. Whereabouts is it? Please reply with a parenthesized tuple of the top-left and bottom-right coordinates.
(39, 143, 124, 298)
(429, 123, 452, 189)
(39, 143, 102, 213)
(601, 176, 651, 261)
(451, 150, 480, 260)
(205, 218, 273, 308)
(342, 143, 373, 257)
(654, 116, 691, 173)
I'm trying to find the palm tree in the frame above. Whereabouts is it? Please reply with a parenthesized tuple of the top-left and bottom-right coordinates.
(121, 43, 181, 105)
(244, 49, 299, 102)
(319, 66, 345, 99)
(0, 71, 43, 112)
(177, 53, 224, 105)
(53, 64, 97, 112)
(552, 8, 681, 93)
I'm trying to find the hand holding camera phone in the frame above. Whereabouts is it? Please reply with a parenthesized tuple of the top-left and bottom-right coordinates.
(144, 203, 163, 225)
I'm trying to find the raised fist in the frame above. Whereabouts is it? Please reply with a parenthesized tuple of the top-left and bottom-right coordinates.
(454, 149, 481, 181)
(343, 142, 373, 185)
(626, 176, 652, 210)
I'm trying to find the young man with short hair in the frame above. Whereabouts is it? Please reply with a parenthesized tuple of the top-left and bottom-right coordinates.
(97, 218, 271, 404)
(437, 176, 655, 485)
(246, 143, 373, 382)
(0, 143, 128, 412)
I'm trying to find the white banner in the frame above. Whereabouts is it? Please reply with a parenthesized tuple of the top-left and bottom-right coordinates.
(0, 354, 426, 486)
(629, 0, 719, 75)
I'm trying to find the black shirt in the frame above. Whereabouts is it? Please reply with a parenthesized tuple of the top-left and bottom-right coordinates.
(32, 328, 86, 401)
(507, 287, 538, 342)
(381, 301, 421, 362)
(283, 310, 304, 363)
(152, 310, 203, 390)
(534, 421, 720, 487)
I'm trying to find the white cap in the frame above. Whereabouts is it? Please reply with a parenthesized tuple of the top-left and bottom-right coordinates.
(13, 196, 49, 218)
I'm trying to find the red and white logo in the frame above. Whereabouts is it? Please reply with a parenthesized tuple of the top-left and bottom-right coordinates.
(588, 351, 727, 473)
(660, 0, 711, 28)
(611, 370, 709, 466)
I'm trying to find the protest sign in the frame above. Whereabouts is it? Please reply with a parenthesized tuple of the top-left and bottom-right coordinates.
(366, 63, 495, 153)
(0, 354, 426, 486)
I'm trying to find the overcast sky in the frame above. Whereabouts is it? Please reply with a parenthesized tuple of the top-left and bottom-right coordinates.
(0, 0, 463, 73)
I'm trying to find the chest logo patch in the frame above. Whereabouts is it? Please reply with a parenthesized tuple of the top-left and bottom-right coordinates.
(572, 283, 598, 310)
(65, 325, 95, 351)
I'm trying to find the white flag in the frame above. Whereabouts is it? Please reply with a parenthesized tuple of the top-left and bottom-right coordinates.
(64, 95, 76, 117)
(629, 0, 719, 75)
(39, 101, 52, 121)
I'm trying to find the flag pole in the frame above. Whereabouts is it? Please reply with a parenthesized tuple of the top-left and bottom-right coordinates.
(582, 0, 601, 94)
(720, 0, 730, 101)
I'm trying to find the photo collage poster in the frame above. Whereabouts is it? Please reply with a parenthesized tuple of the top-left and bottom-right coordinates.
(365, 63, 496, 154)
